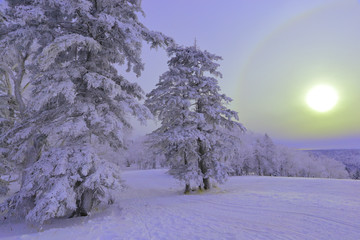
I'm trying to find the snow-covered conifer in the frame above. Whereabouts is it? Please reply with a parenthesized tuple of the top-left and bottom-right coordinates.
(0, 0, 172, 224)
(146, 44, 244, 193)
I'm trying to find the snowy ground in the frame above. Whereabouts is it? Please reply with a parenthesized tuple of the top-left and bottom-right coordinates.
(0, 169, 359, 240)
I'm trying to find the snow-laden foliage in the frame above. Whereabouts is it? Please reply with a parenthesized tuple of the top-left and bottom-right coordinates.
(1, 146, 120, 224)
(229, 132, 349, 179)
(0, 1, 40, 196)
(0, 0, 172, 224)
(146, 44, 244, 192)
(0, 9, 35, 118)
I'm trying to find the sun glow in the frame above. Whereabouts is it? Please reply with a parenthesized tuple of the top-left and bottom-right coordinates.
(306, 85, 338, 112)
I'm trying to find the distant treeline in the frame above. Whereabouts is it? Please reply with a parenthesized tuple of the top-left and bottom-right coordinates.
(305, 149, 360, 179)
(125, 133, 350, 180)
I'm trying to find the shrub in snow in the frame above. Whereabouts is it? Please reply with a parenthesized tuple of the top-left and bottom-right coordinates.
(146, 44, 244, 193)
(0, 0, 171, 224)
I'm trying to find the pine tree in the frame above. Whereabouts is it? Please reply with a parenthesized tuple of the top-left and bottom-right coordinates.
(0, 0, 171, 224)
(146, 44, 244, 193)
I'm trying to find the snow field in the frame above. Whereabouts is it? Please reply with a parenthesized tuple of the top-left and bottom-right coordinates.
(1, 169, 359, 240)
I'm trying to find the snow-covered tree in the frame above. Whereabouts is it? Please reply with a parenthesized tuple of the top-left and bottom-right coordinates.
(229, 132, 349, 179)
(228, 132, 257, 176)
(304, 153, 349, 179)
(0, 0, 171, 224)
(253, 134, 276, 176)
(305, 149, 360, 179)
(0, 8, 37, 191)
(146, 44, 244, 193)
(273, 145, 299, 177)
(0, 2, 36, 121)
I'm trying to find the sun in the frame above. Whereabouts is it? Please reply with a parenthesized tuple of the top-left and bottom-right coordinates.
(306, 85, 338, 112)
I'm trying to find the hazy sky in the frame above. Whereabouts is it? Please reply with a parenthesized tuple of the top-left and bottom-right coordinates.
(134, 0, 360, 149)
(2, 0, 360, 149)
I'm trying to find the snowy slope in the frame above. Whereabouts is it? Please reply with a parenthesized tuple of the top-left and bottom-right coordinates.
(1, 169, 359, 240)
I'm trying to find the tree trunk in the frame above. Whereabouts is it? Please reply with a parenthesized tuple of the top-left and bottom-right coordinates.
(13, 54, 28, 119)
(71, 190, 93, 217)
(184, 184, 190, 194)
(198, 138, 211, 190)
(256, 156, 261, 176)
(203, 177, 210, 190)
(183, 152, 191, 194)
(80, 190, 93, 215)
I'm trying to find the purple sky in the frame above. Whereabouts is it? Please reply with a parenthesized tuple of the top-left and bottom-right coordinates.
(1, 0, 360, 149)
(133, 0, 360, 149)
